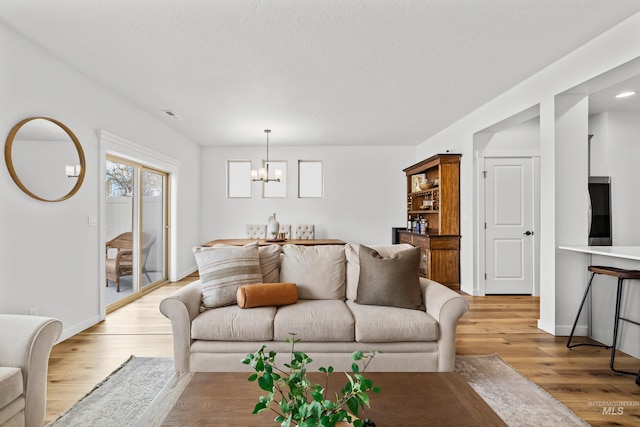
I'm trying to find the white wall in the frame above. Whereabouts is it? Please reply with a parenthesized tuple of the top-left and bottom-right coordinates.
(200, 145, 414, 246)
(414, 11, 640, 336)
(588, 110, 640, 357)
(0, 22, 201, 340)
(554, 95, 590, 334)
(590, 111, 640, 245)
(483, 118, 540, 155)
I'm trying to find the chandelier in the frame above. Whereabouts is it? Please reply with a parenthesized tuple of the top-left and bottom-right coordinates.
(251, 129, 282, 182)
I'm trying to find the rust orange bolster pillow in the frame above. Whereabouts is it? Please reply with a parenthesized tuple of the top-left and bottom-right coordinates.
(237, 283, 298, 309)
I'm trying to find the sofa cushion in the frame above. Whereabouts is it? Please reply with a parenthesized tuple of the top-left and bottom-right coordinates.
(346, 300, 438, 342)
(274, 300, 354, 342)
(345, 243, 414, 300)
(355, 245, 424, 311)
(237, 283, 298, 308)
(194, 245, 263, 310)
(279, 245, 346, 299)
(213, 242, 282, 283)
(0, 367, 23, 409)
(192, 305, 276, 341)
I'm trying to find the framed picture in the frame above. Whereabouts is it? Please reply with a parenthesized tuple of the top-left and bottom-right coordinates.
(411, 173, 426, 192)
(227, 160, 252, 198)
(298, 160, 323, 198)
(262, 160, 287, 198)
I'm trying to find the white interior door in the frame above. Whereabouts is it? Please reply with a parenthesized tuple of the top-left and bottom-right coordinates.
(485, 157, 534, 294)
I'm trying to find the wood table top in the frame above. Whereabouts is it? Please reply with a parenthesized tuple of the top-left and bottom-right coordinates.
(202, 238, 346, 247)
(161, 371, 506, 426)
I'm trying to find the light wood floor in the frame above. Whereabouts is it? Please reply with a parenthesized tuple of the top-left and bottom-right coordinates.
(46, 274, 640, 426)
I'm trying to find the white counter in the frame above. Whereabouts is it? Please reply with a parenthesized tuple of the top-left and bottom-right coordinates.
(559, 245, 640, 261)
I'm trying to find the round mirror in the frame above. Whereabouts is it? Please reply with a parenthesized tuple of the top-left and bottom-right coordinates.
(5, 117, 86, 202)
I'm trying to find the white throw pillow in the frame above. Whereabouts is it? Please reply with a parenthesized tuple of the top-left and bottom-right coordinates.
(194, 245, 263, 310)
(257, 244, 282, 283)
(279, 244, 346, 300)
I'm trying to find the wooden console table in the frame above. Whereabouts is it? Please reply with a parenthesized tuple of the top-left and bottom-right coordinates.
(202, 238, 346, 247)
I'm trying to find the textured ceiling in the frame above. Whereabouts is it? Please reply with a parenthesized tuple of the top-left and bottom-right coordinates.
(2, 0, 640, 146)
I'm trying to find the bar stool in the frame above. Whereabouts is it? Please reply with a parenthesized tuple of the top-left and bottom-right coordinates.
(567, 265, 640, 377)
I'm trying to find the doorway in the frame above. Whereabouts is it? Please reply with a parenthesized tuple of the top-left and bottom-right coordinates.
(105, 156, 168, 310)
(484, 157, 536, 294)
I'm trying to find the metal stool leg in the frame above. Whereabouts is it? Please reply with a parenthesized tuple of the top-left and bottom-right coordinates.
(567, 272, 609, 349)
(610, 278, 638, 376)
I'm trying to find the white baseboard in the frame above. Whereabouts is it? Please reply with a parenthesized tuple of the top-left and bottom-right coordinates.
(554, 325, 588, 337)
(58, 314, 102, 343)
(171, 265, 197, 282)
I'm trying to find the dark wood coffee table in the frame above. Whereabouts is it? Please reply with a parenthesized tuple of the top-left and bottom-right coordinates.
(161, 372, 506, 426)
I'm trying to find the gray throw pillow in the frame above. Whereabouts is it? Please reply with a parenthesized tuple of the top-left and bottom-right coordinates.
(355, 244, 424, 311)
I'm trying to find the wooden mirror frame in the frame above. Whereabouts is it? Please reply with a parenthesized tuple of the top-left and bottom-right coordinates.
(5, 117, 86, 202)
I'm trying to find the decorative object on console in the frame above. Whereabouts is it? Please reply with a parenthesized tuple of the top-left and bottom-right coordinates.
(251, 129, 282, 182)
(266, 213, 280, 239)
(242, 334, 379, 427)
(279, 224, 292, 240)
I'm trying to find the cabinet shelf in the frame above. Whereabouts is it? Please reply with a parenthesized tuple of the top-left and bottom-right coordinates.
(408, 210, 440, 215)
(411, 187, 439, 196)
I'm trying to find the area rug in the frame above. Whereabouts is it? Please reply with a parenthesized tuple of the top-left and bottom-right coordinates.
(45, 356, 179, 427)
(47, 354, 588, 427)
(455, 354, 589, 427)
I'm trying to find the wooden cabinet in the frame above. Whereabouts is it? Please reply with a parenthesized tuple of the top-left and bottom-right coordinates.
(400, 154, 461, 289)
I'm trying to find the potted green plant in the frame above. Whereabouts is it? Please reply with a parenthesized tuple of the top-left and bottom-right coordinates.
(242, 334, 380, 427)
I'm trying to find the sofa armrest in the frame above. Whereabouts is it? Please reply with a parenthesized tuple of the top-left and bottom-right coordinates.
(0, 314, 62, 427)
(420, 278, 469, 371)
(159, 280, 203, 373)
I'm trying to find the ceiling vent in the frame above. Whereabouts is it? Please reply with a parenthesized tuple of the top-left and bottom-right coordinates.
(162, 110, 182, 120)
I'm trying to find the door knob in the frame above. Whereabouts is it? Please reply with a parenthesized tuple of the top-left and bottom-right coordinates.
(524, 231, 534, 236)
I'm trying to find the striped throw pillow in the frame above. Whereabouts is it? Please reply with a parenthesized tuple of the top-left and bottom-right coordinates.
(194, 245, 263, 310)
(213, 242, 282, 283)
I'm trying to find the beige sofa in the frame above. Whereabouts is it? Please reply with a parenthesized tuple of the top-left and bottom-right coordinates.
(0, 315, 62, 427)
(160, 243, 468, 373)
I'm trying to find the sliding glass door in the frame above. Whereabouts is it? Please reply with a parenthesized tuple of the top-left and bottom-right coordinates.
(141, 169, 167, 288)
(105, 157, 168, 308)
